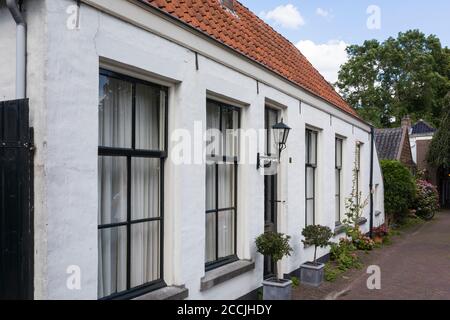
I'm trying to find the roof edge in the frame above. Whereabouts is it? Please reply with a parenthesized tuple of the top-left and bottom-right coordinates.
(134, 0, 363, 122)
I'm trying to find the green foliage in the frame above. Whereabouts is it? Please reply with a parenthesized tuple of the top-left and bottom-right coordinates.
(380, 160, 416, 223)
(414, 180, 440, 220)
(330, 239, 362, 272)
(257, 288, 263, 300)
(255, 232, 293, 266)
(290, 276, 300, 288)
(428, 106, 450, 169)
(301, 225, 333, 264)
(343, 146, 369, 235)
(324, 263, 342, 282)
(353, 234, 375, 251)
(337, 30, 450, 127)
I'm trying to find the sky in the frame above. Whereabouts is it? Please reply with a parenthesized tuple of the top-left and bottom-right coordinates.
(240, 0, 450, 83)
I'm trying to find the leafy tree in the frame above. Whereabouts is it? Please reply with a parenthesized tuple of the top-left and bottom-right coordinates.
(428, 103, 450, 169)
(337, 30, 450, 128)
(301, 225, 333, 265)
(255, 232, 293, 279)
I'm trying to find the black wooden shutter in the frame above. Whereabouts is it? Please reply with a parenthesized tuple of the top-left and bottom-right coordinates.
(0, 99, 34, 300)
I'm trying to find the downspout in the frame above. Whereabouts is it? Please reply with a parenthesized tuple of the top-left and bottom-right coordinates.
(369, 126, 375, 239)
(6, 0, 27, 99)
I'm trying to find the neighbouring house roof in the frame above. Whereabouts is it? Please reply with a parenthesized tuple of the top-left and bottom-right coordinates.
(411, 120, 436, 136)
(374, 127, 405, 161)
(142, 0, 358, 117)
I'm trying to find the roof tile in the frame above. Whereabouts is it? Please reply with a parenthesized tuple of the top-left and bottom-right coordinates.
(142, 0, 357, 116)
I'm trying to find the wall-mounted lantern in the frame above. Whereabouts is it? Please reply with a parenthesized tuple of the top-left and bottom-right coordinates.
(272, 119, 291, 160)
(257, 119, 291, 170)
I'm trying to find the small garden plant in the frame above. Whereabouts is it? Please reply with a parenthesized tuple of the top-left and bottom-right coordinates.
(255, 232, 293, 281)
(302, 225, 333, 265)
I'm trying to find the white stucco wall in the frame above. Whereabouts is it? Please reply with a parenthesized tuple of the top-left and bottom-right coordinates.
(1, 0, 385, 300)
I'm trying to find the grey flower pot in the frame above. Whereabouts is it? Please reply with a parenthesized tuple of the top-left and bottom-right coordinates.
(262, 278, 292, 300)
(300, 262, 325, 287)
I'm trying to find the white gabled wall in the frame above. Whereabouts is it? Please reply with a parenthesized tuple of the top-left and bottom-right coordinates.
(2, 0, 385, 299)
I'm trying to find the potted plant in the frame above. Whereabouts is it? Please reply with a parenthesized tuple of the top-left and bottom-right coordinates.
(255, 232, 293, 300)
(300, 225, 333, 287)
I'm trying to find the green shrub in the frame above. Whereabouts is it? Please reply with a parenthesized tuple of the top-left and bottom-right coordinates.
(353, 235, 375, 251)
(302, 225, 333, 264)
(330, 239, 361, 271)
(415, 180, 440, 220)
(255, 232, 293, 278)
(380, 160, 416, 224)
(324, 263, 342, 282)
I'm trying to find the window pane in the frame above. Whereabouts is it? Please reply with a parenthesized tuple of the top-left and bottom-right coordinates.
(206, 164, 216, 211)
(207, 101, 220, 130)
(98, 156, 127, 225)
(135, 83, 161, 150)
(218, 210, 235, 259)
(206, 102, 221, 156)
(130, 221, 160, 287)
(306, 167, 314, 199)
(310, 131, 317, 165)
(335, 169, 340, 197)
(355, 145, 361, 170)
(205, 213, 216, 263)
(98, 226, 127, 298)
(218, 164, 235, 209)
(266, 109, 278, 155)
(222, 108, 239, 157)
(306, 199, 314, 226)
(336, 139, 342, 168)
(305, 131, 309, 163)
(131, 158, 160, 220)
(99, 75, 132, 148)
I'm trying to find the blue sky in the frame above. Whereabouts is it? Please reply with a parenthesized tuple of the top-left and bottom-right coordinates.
(240, 0, 450, 82)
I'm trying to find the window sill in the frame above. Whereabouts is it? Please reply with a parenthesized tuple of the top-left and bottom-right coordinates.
(357, 217, 368, 226)
(334, 223, 346, 236)
(200, 260, 255, 292)
(133, 285, 189, 300)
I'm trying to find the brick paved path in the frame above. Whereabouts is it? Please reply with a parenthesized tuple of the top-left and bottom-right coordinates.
(338, 210, 450, 300)
(292, 210, 450, 300)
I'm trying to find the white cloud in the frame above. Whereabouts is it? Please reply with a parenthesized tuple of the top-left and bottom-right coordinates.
(316, 8, 330, 18)
(295, 40, 349, 83)
(260, 4, 305, 29)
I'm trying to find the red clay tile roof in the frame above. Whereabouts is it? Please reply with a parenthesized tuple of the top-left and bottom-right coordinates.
(142, 0, 358, 117)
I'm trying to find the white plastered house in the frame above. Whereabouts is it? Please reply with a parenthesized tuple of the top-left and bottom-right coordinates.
(0, 0, 385, 300)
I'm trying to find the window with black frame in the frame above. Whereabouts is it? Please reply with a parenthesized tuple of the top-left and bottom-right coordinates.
(355, 142, 362, 205)
(97, 69, 167, 299)
(335, 138, 343, 224)
(205, 100, 239, 271)
(305, 129, 318, 226)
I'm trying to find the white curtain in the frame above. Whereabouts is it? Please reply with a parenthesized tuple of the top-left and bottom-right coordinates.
(130, 83, 161, 288)
(98, 76, 132, 148)
(205, 164, 216, 263)
(205, 103, 237, 263)
(98, 76, 131, 298)
(217, 164, 235, 258)
(98, 76, 162, 298)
